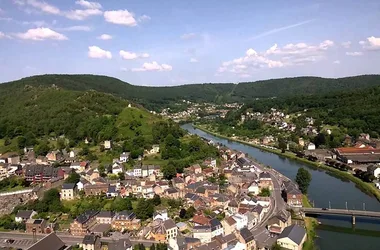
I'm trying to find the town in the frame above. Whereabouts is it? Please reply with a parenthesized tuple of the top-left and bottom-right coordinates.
(0, 135, 307, 250)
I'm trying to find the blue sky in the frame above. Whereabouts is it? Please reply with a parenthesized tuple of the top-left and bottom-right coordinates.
(0, 0, 379, 86)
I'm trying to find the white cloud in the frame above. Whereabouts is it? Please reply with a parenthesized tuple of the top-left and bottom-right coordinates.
(132, 61, 172, 72)
(219, 39, 334, 75)
(0, 17, 13, 22)
(22, 20, 48, 27)
(181, 33, 196, 40)
(104, 10, 137, 27)
(97, 34, 112, 40)
(75, 0, 102, 10)
(88, 46, 112, 59)
(0, 32, 12, 39)
(341, 41, 351, 49)
(346, 51, 363, 56)
(14, 0, 60, 15)
(138, 15, 151, 22)
(333, 60, 340, 64)
(64, 8, 102, 20)
(59, 26, 92, 31)
(360, 36, 380, 50)
(16, 27, 67, 40)
(190, 58, 198, 63)
(120, 50, 150, 60)
(239, 74, 251, 78)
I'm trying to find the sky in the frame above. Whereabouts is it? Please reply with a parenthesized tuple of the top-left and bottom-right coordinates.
(0, 0, 379, 86)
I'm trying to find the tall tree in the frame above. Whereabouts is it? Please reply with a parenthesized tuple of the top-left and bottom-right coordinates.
(295, 168, 312, 194)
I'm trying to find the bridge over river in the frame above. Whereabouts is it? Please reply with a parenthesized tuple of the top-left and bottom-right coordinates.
(302, 207, 380, 224)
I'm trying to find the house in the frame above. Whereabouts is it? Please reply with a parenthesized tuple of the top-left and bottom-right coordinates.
(307, 143, 316, 151)
(70, 162, 81, 170)
(248, 182, 259, 195)
(6, 153, 21, 165)
(367, 165, 380, 178)
(232, 214, 248, 230)
(267, 210, 292, 234)
(111, 211, 141, 231)
(112, 163, 123, 175)
(0, 163, 8, 179)
(133, 165, 161, 177)
(237, 228, 256, 250)
(259, 172, 273, 190)
(334, 146, 380, 164)
(77, 178, 90, 191)
(277, 225, 306, 250)
(192, 225, 212, 243)
(70, 210, 99, 236)
(283, 181, 303, 208)
(26, 232, 71, 250)
(221, 217, 236, 235)
(149, 145, 160, 154)
(209, 218, 224, 237)
(25, 165, 64, 183)
(26, 219, 47, 234)
(96, 211, 114, 224)
(80, 234, 101, 250)
(106, 186, 119, 198)
(168, 237, 201, 250)
(84, 183, 109, 196)
(120, 152, 130, 163)
(15, 210, 37, 223)
(104, 140, 112, 150)
(108, 239, 133, 250)
(153, 209, 169, 221)
(148, 219, 178, 242)
(172, 177, 185, 190)
(165, 187, 181, 199)
(60, 183, 76, 200)
(46, 151, 62, 162)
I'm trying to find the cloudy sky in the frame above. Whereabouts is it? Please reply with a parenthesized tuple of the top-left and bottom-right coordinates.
(0, 0, 379, 86)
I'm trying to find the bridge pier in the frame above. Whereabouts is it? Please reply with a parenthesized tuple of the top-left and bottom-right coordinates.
(352, 215, 356, 225)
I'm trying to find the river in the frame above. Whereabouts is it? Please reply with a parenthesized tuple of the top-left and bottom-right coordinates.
(181, 124, 380, 249)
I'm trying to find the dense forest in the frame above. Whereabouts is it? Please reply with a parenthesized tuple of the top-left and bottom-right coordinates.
(243, 85, 380, 137)
(2, 74, 380, 111)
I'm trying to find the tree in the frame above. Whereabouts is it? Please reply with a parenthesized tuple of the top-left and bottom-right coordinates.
(259, 187, 271, 197)
(57, 138, 66, 150)
(133, 243, 145, 250)
(179, 208, 187, 219)
(271, 243, 282, 250)
(152, 194, 161, 206)
(278, 137, 287, 153)
(111, 197, 133, 212)
(295, 168, 312, 194)
(162, 164, 176, 180)
(118, 172, 125, 181)
(65, 172, 80, 184)
(150, 244, 156, 250)
(135, 199, 154, 220)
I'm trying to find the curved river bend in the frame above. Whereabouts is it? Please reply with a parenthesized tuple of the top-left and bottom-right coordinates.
(181, 124, 380, 250)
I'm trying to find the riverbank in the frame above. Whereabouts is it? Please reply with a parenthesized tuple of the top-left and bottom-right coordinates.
(193, 124, 380, 202)
(302, 195, 318, 250)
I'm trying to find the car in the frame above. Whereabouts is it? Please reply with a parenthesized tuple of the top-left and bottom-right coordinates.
(322, 208, 329, 211)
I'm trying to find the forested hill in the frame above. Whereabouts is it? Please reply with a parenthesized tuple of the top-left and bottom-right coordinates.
(2, 74, 380, 110)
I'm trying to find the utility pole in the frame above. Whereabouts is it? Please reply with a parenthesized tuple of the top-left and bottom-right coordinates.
(346, 201, 348, 210)
(329, 201, 331, 209)
(363, 203, 366, 211)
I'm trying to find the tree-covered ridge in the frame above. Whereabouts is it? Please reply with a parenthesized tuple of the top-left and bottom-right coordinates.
(244, 85, 380, 136)
(0, 85, 127, 142)
(3, 74, 380, 110)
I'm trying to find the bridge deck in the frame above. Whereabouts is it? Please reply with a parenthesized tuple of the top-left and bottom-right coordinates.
(302, 207, 380, 218)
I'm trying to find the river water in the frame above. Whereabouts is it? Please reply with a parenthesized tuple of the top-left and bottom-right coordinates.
(181, 124, 380, 249)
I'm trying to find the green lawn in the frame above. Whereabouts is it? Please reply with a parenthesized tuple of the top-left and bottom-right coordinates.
(143, 154, 168, 166)
(116, 107, 159, 140)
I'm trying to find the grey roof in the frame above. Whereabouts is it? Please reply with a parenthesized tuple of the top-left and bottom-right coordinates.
(259, 172, 271, 179)
(163, 219, 177, 230)
(15, 210, 34, 219)
(239, 228, 255, 242)
(278, 225, 306, 245)
(177, 236, 200, 249)
(97, 211, 114, 218)
(62, 183, 76, 189)
(82, 234, 98, 245)
(27, 233, 66, 250)
(108, 239, 132, 250)
(76, 210, 99, 224)
(166, 187, 179, 194)
(209, 218, 222, 231)
(115, 210, 136, 220)
(193, 225, 211, 233)
(107, 185, 117, 193)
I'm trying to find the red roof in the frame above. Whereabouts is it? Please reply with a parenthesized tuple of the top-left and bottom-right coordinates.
(192, 215, 210, 226)
(336, 147, 380, 155)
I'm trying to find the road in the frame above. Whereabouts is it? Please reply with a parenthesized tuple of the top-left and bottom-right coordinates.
(0, 231, 156, 249)
(303, 207, 380, 218)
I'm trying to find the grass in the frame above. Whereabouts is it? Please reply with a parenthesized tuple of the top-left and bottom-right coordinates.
(0, 138, 19, 154)
(143, 154, 168, 166)
(302, 195, 318, 250)
(116, 106, 159, 140)
(194, 124, 380, 202)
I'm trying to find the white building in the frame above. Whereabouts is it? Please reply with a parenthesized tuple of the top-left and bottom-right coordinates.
(307, 143, 316, 151)
(119, 152, 130, 163)
(104, 140, 112, 150)
(232, 214, 248, 230)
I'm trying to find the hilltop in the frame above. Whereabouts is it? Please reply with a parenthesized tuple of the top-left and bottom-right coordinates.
(2, 74, 380, 111)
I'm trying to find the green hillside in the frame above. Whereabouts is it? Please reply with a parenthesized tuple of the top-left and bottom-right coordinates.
(3, 74, 380, 110)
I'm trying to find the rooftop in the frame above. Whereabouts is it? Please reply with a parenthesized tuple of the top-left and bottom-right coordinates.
(278, 225, 306, 245)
